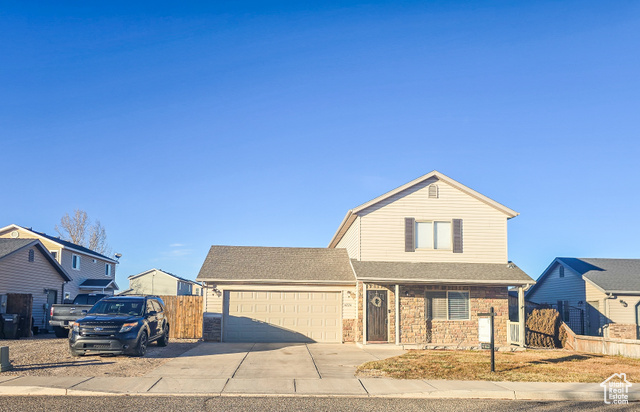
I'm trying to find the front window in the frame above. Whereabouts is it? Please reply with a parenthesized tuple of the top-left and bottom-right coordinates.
(415, 221, 452, 250)
(88, 300, 144, 316)
(72, 254, 81, 270)
(425, 290, 470, 320)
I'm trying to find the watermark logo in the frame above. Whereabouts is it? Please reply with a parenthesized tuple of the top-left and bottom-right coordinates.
(600, 373, 632, 405)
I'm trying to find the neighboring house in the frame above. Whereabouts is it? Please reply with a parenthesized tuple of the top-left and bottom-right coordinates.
(0, 238, 72, 330)
(527, 258, 640, 339)
(121, 268, 202, 296)
(198, 171, 535, 345)
(0, 224, 119, 301)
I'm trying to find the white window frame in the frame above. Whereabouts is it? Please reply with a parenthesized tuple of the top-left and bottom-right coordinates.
(72, 254, 81, 270)
(105, 263, 111, 277)
(425, 289, 470, 321)
(415, 220, 453, 250)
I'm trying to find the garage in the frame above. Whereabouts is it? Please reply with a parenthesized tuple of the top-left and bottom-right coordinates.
(223, 290, 342, 342)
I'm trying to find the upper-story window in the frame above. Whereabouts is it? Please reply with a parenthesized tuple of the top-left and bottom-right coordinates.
(28, 249, 35, 262)
(415, 221, 451, 250)
(72, 254, 81, 270)
(105, 263, 112, 277)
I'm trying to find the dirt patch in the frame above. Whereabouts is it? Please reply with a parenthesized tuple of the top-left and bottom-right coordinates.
(356, 349, 640, 383)
(0, 334, 200, 377)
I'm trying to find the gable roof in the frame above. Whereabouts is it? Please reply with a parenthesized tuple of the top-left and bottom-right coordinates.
(0, 238, 72, 281)
(561, 258, 640, 294)
(197, 246, 356, 283)
(328, 170, 519, 248)
(129, 268, 201, 286)
(79, 278, 119, 289)
(351, 260, 534, 285)
(0, 224, 118, 263)
(527, 257, 640, 297)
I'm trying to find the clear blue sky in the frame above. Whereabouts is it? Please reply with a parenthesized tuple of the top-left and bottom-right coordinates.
(2, 1, 639, 291)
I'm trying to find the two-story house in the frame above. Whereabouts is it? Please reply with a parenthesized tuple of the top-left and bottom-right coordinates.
(120, 268, 202, 296)
(197, 171, 535, 346)
(0, 224, 119, 304)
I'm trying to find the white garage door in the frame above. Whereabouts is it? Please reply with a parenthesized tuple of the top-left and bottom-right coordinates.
(223, 290, 342, 343)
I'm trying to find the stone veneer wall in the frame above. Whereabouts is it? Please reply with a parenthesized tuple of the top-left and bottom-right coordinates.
(356, 282, 509, 346)
(203, 314, 222, 341)
(342, 319, 355, 342)
(608, 323, 638, 340)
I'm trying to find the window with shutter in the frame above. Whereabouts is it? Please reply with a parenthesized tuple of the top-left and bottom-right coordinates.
(448, 291, 469, 320)
(425, 291, 447, 320)
(453, 219, 463, 253)
(415, 220, 452, 250)
(405, 217, 415, 252)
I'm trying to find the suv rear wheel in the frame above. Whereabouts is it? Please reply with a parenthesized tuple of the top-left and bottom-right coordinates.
(157, 325, 169, 347)
(134, 330, 148, 357)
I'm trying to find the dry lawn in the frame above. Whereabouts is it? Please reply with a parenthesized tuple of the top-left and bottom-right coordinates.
(356, 349, 640, 383)
(1, 334, 200, 377)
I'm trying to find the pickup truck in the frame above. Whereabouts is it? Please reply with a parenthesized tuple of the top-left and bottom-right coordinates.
(49, 294, 108, 337)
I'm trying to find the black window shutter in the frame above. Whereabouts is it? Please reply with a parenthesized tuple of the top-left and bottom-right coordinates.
(405, 217, 415, 252)
(453, 219, 463, 253)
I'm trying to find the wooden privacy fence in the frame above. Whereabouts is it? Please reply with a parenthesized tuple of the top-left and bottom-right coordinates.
(158, 295, 203, 339)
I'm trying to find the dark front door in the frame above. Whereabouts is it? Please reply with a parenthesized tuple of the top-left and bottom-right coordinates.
(587, 301, 601, 336)
(367, 290, 387, 342)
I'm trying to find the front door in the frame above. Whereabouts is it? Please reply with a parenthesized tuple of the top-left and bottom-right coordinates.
(367, 290, 387, 342)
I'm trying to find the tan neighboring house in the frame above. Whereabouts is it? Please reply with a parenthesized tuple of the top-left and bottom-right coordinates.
(0, 238, 72, 330)
(120, 268, 202, 296)
(0, 224, 119, 301)
(527, 258, 640, 340)
(197, 171, 535, 346)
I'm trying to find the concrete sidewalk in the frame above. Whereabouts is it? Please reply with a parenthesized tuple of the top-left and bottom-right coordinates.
(0, 375, 629, 401)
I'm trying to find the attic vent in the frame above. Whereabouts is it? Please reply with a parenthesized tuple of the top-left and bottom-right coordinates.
(559, 266, 565, 278)
(428, 184, 439, 199)
(28, 249, 34, 262)
(10, 230, 19, 238)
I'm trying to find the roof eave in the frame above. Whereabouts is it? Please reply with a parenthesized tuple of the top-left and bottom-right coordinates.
(356, 277, 535, 286)
(197, 278, 356, 285)
(327, 211, 354, 248)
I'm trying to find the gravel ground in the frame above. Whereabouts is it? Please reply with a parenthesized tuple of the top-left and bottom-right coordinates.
(0, 334, 200, 377)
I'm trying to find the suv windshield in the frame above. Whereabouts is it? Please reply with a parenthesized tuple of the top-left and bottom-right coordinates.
(88, 300, 145, 316)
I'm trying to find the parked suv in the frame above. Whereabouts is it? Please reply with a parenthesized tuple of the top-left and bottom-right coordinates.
(69, 296, 169, 357)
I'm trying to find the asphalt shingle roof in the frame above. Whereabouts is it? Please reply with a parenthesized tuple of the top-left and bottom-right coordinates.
(197, 246, 356, 283)
(21, 227, 115, 262)
(351, 260, 534, 285)
(0, 238, 35, 259)
(558, 258, 640, 293)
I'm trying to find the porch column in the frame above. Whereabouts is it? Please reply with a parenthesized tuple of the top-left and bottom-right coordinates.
(395, 284, 400, 345)
(362, 283, 367, 345)
(518, 285, 525, 347)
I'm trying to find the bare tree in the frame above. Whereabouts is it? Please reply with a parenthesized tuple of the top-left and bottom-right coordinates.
(55, 209, 111, 255)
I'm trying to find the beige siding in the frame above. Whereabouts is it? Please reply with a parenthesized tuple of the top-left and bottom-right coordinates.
(358, 177, 509, 263)
(342, 288, 357, 319)
(336, 217, 360, 260)
(607, 294, 640, 325)
(0, 227, 116, 299)
(527, 264, 586, 308)
(0, 247, 66, 329)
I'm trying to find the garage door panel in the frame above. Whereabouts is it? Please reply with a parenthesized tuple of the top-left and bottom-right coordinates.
(224, 290, 341, 343)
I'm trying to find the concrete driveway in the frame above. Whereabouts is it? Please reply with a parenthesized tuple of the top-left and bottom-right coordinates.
(146, 342, 406, 379)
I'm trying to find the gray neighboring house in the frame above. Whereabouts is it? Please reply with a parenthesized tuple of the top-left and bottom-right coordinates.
(0, 238, 72, 330)
(121, 268, 202, 296)
(0, 224, 119, 300)
(527, 258, 640, 339)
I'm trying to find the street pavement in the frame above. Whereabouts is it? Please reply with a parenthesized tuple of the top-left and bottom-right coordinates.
(0, 342, 636, 403)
